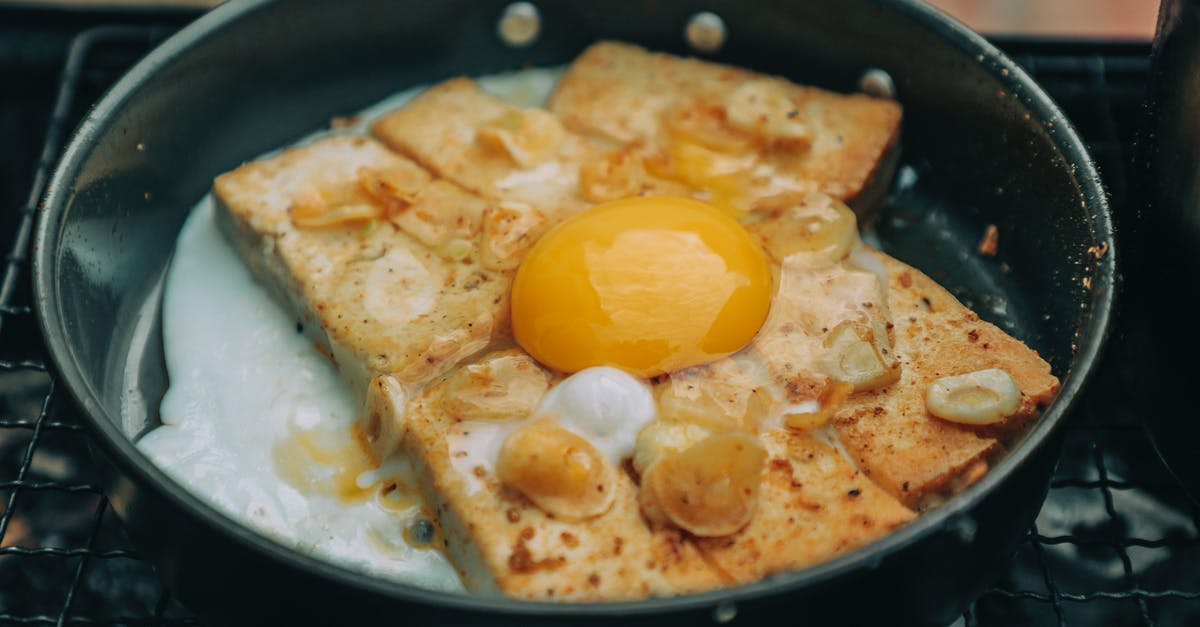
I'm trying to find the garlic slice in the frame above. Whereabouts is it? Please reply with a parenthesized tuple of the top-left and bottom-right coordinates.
(290, 184, 383, 229)
(655, 375, 766, 434)
(357, 165, 423, 214)
(784, 381, 854, 431)
(478, 108, 565, 168)
(496, 419, 616, 521)
(632, 419, 713, 477)
(578, 148, 646, 203)
(665, 101, 755, 153)
(639, 432, 766, 537)
(443, 352, 549, 422)
(480, 200, 548, 271)
(820, 322, 900, 392)
(748, 192, 858, 266)
(925, 368, 1020, 425)
(725, 79, 812, 147)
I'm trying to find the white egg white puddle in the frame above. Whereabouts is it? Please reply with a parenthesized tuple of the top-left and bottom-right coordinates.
(138, 69, 564, 593)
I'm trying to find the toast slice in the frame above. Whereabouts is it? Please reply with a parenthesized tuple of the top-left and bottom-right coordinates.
(547, 41, 902, 211)
(371, 77, 689, 220)
(830, 253, 1059, 507)
(214, 135, 506, 459)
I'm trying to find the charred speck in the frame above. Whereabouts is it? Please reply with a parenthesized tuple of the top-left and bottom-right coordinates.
(295, 322, 304, 334)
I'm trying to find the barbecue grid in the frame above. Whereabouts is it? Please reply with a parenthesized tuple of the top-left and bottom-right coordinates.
(0, 23, 1194, 627)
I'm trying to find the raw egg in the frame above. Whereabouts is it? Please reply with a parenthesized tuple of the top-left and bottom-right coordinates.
(511, 197, 772, 377)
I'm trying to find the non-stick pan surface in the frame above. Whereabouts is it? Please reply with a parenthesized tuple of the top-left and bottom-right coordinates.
(32, 0, 1115, 625)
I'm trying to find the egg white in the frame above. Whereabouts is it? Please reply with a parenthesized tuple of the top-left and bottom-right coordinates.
(138, 69, 563, 593)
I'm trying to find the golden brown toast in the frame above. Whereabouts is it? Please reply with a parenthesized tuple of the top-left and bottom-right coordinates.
(831, 253, 1060, 507)
(548, 41, 902, 206)
(214, 135, 506, 459)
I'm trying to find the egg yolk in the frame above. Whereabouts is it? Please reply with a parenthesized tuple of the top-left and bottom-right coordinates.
(511, 197, 772, 378)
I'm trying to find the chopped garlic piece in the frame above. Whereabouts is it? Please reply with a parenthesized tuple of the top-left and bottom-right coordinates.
(443, 352, 550, 422)
(578, 148, 646, 203)
(925, 368, 1020, 425)
(655, 374, 766, 434)
(784, 381, 853, 431)
(748, 192, 858, 266)
(632, 420, 712, 476)
(357, 165, 423, 214)
(290, 184, 383, 228)
(725, 79, 811, 147)
(477, 108, 565, 168)
(293, 203, 382, 228)
(639, 432, 766, 537)
(665, 101, 755, 153)
(480, 200, 548, 271)
(496, 419, 615, 521)
(820, 322, 900, 391)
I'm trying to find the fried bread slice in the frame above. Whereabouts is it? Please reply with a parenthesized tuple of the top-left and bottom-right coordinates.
(742, 244, 1056, 508)
(547, 41, 902, 211)
(831, 253, 1060, 507)
(403, 350, 725, 599)
(692, 429, 915, 582)
(371, 77, 689, 220)
(214, 135, 506, 459)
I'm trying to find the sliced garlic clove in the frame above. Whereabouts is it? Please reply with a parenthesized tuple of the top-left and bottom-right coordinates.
(578, 148, 646, 203)
(480, 200, 548, 271)
(748, 193, 858, 266)
(925, 368, 1021, 425)
(655, 376, 759, 434)
(640, 432, 766, 537)
(443, 352, 550, 422)
(290, 183, 385, 229)
(784, 381, 854, 431)
(724, 79, 811, 147)
(632, 419, 713, 476)
(820, 321, 900, 392)
(292, 203, 383, 229)
(496, 419, 616, 521)
(665, 101, 755, 153)
(478, 108, 565, 168)
(357, 165, 424, 214)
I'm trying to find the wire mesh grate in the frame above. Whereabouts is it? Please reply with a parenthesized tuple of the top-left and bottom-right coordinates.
(0, 23, 1193, 627)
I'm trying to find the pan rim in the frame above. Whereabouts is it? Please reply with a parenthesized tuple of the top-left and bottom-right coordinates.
(32, 0, 1116, 618)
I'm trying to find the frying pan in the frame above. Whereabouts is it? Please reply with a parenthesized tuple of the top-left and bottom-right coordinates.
(32, 0, 1115, 625)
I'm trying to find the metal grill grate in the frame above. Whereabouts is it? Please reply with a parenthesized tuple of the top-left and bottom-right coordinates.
(0, 23, 1193, 627)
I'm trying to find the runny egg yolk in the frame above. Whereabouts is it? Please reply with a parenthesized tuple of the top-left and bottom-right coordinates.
(511, 197, 772, 378)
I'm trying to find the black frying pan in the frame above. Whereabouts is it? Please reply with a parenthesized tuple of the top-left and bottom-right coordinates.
(32, 0, 1115, 625)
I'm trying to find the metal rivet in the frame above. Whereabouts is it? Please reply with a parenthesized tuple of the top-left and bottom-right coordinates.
(712, 601, 738, 623)
(859, 68, 896, 99)
(685, 11, 727, 53)
(497, 2, 541, 48)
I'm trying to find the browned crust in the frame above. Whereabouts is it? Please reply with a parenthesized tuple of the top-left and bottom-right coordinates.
(832, 253, 1059, 506)
(547, 41, 903, 204)
(692, 430, 915, 583)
